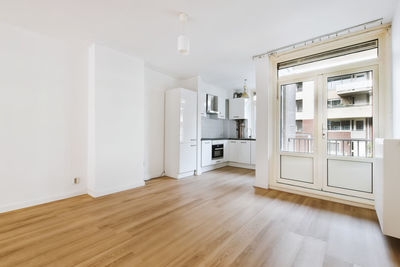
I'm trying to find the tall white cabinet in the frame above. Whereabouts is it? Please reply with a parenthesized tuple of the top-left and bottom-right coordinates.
(165, 88, 197, 179)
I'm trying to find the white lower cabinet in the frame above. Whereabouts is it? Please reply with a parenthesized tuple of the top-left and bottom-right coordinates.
(237, 141, 251, 164)
(250, 141, 256, 165)
(201, 141, 212, 167)
(228, 140, 239, 162)
(179, 142, 197, 173)
(228, 140, 251, 164)
(202, 139, 254, 168)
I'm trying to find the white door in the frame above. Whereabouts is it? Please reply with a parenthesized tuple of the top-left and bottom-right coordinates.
(180, 89, 197, 143)
(321, 66, 377, 199)
(180, 142, 196, 173)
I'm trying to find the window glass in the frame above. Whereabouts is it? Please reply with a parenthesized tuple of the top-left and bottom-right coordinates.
(279, 49, 377, 77)
(281, 81, 314, 153)
(327, 71, 373, 157)
(356, 120, 364, 130)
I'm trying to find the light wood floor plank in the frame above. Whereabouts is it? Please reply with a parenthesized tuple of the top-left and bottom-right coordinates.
(0, 166, 399, 267)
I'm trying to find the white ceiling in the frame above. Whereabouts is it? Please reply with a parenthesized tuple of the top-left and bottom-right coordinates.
(0, 0, 397, 90)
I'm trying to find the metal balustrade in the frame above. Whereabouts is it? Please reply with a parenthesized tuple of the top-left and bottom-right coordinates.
(282, 138, 372, 158)
(286, 138, 314, 153)
(327, 138, 372, 158)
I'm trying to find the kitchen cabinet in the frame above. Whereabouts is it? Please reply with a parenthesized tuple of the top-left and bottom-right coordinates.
(180, 142, 197, 173)
(228, 140, 239, 162)
(250, 140, 256, 165)
(229, 140, 251, 164)
(165, 88, 197, 179)
(201, 141, 212, 167)
(238, 141, 251, 164)
(217, 97, 226, 119)
(180, 89, 197, 143)
(229, 98, 250, 120)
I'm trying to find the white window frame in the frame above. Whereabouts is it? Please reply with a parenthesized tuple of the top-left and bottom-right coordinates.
(267, 25, 391, 207)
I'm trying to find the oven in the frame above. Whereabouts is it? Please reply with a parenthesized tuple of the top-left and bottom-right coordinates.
(212, 144, 224, 160)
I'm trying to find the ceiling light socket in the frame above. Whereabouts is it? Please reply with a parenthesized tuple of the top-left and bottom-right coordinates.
(179, 13, 188, 22)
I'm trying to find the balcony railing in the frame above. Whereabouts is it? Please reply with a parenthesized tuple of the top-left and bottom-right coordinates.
(328, 138, 372, 158)
(285, 137, 314, 153)
(282, 138, 373, 158)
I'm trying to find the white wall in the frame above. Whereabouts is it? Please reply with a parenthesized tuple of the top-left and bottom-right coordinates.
(87, 44, 145, 197)
(0, 23, 88, 212)
(393, 1, 400, 138)
(144, 68, 178, 180)
(254, 57, 274, 189)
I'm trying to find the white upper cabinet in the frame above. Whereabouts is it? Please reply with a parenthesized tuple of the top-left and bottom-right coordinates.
(217, 97, 226, 119)
(229, 98, 250, 120)
(180, 89, 197, 143)
(250, 141, 256, 165)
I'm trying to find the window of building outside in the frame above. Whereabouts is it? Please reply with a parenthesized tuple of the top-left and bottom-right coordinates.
(296, 100, 303, 112)
(296, 120, 303, 132)
(342, 120, 350, 130)
(356, 120, 364, 130)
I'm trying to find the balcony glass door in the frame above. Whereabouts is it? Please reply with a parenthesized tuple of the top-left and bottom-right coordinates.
(278, 66, 377, 199)
(321, 66, 377, 199)
(278, 78, 320, 190)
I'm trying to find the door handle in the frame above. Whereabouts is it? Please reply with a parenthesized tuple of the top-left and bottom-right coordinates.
(322, 126, 327, 139)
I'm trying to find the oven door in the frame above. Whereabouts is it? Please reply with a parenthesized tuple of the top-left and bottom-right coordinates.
(212, 144, 224, 160)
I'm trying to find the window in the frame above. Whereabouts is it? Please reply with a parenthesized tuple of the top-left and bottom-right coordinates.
(278, 48, 378, 77)
(296, 120, 303, 132)
(356, 120, 364, 130)
(280, 81, 314, 153)
(328, 99, 341, 108)
(296, 100, 303, 112)
(296, 82, 303, 92)
(342, 120, 350, 130)
(328, 120, 341, 131)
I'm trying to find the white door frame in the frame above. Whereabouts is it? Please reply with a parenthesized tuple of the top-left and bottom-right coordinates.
(320, 64, 378, 200)
(277, 75, 321, 190)
(276, 61, 379, 200)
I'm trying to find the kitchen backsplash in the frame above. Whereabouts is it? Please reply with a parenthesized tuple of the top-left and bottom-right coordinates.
(201, 117, 241, 138)
(201, 118, 256, 139)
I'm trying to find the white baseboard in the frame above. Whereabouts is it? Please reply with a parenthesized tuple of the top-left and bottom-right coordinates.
(268, 184, 375, 209)
(0, 189, 87, 214)
(228, 162, 256, 170)
(201, 162, 229, 173)
(87, 180, 145, 198)
(201, 162, 255, 174)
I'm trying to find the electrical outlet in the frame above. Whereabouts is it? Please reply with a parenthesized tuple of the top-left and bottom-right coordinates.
(73, 177, 80, 184)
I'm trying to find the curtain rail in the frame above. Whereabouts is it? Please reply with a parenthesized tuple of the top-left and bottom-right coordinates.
(252, 18, 383, 60)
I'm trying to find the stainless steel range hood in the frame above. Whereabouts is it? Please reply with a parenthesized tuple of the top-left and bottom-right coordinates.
(206, 94, 218, 114)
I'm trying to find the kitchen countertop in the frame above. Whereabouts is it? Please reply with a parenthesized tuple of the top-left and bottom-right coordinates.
(201, 137, 256, 141)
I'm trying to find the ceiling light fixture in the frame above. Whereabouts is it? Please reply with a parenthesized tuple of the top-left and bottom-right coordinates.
(177, 13, 189, 55)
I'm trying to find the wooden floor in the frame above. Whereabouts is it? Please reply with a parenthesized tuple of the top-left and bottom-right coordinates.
(0, 167, 399, 267)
